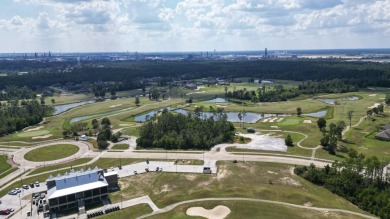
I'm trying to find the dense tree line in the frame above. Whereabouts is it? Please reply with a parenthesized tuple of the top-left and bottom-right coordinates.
(226, 79, 356, 102)
(136, 109, 235, 150)
(295, 154, 390, 219)
(0, 99, 54, 136)
(0, 85, 37, 101)
(1, 60, 390, 90)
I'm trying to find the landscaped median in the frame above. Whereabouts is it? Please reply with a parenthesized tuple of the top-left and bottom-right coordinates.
(24, 144, 80, 162)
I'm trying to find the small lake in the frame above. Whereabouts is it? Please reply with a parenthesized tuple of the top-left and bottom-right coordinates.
(70, 107, 133, 123)
(303, 110, 327, 118)
(206, 98, 229, 103)
(54, 100, 95, 115)
(134, 107, 328, 123)
(317, 96, 359, 105)
(254, 80, 273, 84)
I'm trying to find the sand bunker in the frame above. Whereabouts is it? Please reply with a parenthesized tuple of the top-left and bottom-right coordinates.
(369, 94, 377, 97)
(262, 118, 270, 122)
(186, 205, 231, 219)
(25, 126, 44, 132)
(32, 134, 53, 139)
(119, 124, 131, 127)
(109, 104, 122, 108)
(368, 103, 381, 109)
(186, 91, 205, 96)
(303, 120, 312, 124)
(216, 105, 227, 108)
(276, 118, 284, 122)
(271, 126, 279, 129)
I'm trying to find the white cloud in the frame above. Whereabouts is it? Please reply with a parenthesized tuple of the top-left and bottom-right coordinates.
(1, 0, 390, 52)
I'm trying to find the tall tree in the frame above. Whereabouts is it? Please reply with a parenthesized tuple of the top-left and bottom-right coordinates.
(135, 96, 140, 106)
(296, 107, 302, 117)
(238, 111, 243, 127)
(242, 110, 247, 128)
(347, 110, 354, 127)
(317, 118, 327, 131)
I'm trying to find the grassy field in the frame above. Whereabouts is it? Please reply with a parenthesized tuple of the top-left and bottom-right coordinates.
(46, 93, 95, 105)
(112, 144, 129, 150)
(147, 200, 368, 219)
(108, 161, 368, 215)
(0, 155, 16, 180)
(27, 158, 93, 176)
(24, 144, 80, 162)
(96, 204, 152, 219)
(0, 155, 11, 173)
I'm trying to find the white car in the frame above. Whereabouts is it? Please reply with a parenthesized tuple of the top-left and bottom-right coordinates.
(8, 190, 17, 195)
(7, 208, 15, 212)
(35, 181, 40, 187)
(14, 188, 21, 193)
(22, 185, 29, 189)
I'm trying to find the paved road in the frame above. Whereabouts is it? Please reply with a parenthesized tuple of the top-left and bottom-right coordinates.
(12, 140, 92, 169)
(138, 197, 377, 219)
(101, 150, 331, 167)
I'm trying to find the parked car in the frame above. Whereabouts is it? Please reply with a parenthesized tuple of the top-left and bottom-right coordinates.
(35, 181, 40, 187)
(22, 185, 29, 189)
(29, 183, 35, 188)
(8, 190, 17, 195)
(0, 209, 11, 215)
(14, 188, 21, 193)
(7, 208, 15, 212)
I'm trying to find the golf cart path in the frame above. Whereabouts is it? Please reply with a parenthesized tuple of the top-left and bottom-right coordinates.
(342, 116, 367, 136)
(137, 197, 376, 219)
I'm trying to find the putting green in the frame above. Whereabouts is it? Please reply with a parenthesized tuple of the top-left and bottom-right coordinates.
(17, 130, 50, 138)
(24, 144, 79, 162)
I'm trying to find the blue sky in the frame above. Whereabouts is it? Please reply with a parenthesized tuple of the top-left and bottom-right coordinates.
(0, 0, 389, 52)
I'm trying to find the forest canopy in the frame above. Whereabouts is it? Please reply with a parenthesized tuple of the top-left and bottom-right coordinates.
(136, 109, 235, 150)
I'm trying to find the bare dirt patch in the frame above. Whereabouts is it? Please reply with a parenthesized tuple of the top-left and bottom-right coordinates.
(304, 202, 313, 207)
(303, 120, 312, 124)
(25, 126, 44, 132)
(217, 164, 231, 180)
(186, 205, 231, 219)
(154, 184, 172, 195)
(279, 177, 302, 187)
(185, 174, 197, 181)
(369, 94, 377, 97)
(109, 104, 122, 108)
(368, 103, 381, 109)
(32, 134, 53, 139)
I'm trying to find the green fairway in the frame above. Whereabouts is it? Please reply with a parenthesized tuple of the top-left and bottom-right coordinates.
(24, 144, 79, 162)
(17, 130, 50, 138)
(147, 200, 369, 219)
(112, 144, 129, 150)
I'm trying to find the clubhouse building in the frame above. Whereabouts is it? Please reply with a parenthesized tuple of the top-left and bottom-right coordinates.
(46, 167, 117, 213)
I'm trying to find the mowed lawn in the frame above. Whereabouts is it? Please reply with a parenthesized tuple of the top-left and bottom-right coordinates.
(147, 200, 369, 219)
(112, 144, 129, 150)
(109, 162, 369, 215)
(24, 144, 80, 162)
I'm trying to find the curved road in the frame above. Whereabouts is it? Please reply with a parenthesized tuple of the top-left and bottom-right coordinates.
(138, 197, 376, 219)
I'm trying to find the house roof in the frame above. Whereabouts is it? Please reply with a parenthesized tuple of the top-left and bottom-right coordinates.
(380, 123, 390, 130)
(376, 129, 390, 140)
(47, 167, 108, 200)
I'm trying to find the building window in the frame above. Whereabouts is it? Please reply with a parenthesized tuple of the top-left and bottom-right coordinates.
(67, 194, 76, 202)
(59, 196, 67, 204)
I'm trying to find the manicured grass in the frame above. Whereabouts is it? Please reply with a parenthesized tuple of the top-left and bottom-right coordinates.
(0, 155, 11, 173)
(45, 93, 94, 105)
(27, 158, 93, 176)
(148, 200, 368, 219)
(109, 162, 368, 215)
(0, 155, 16, 179)
(16, 130, 50, 138)
(112, 144, 129, 150)
(96, 204, 153, 219)
(24, 144, 79, 162)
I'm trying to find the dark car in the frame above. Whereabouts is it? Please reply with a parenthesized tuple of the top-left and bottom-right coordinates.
(30, 183, 35, 188)
(0, 209, 11, 215)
